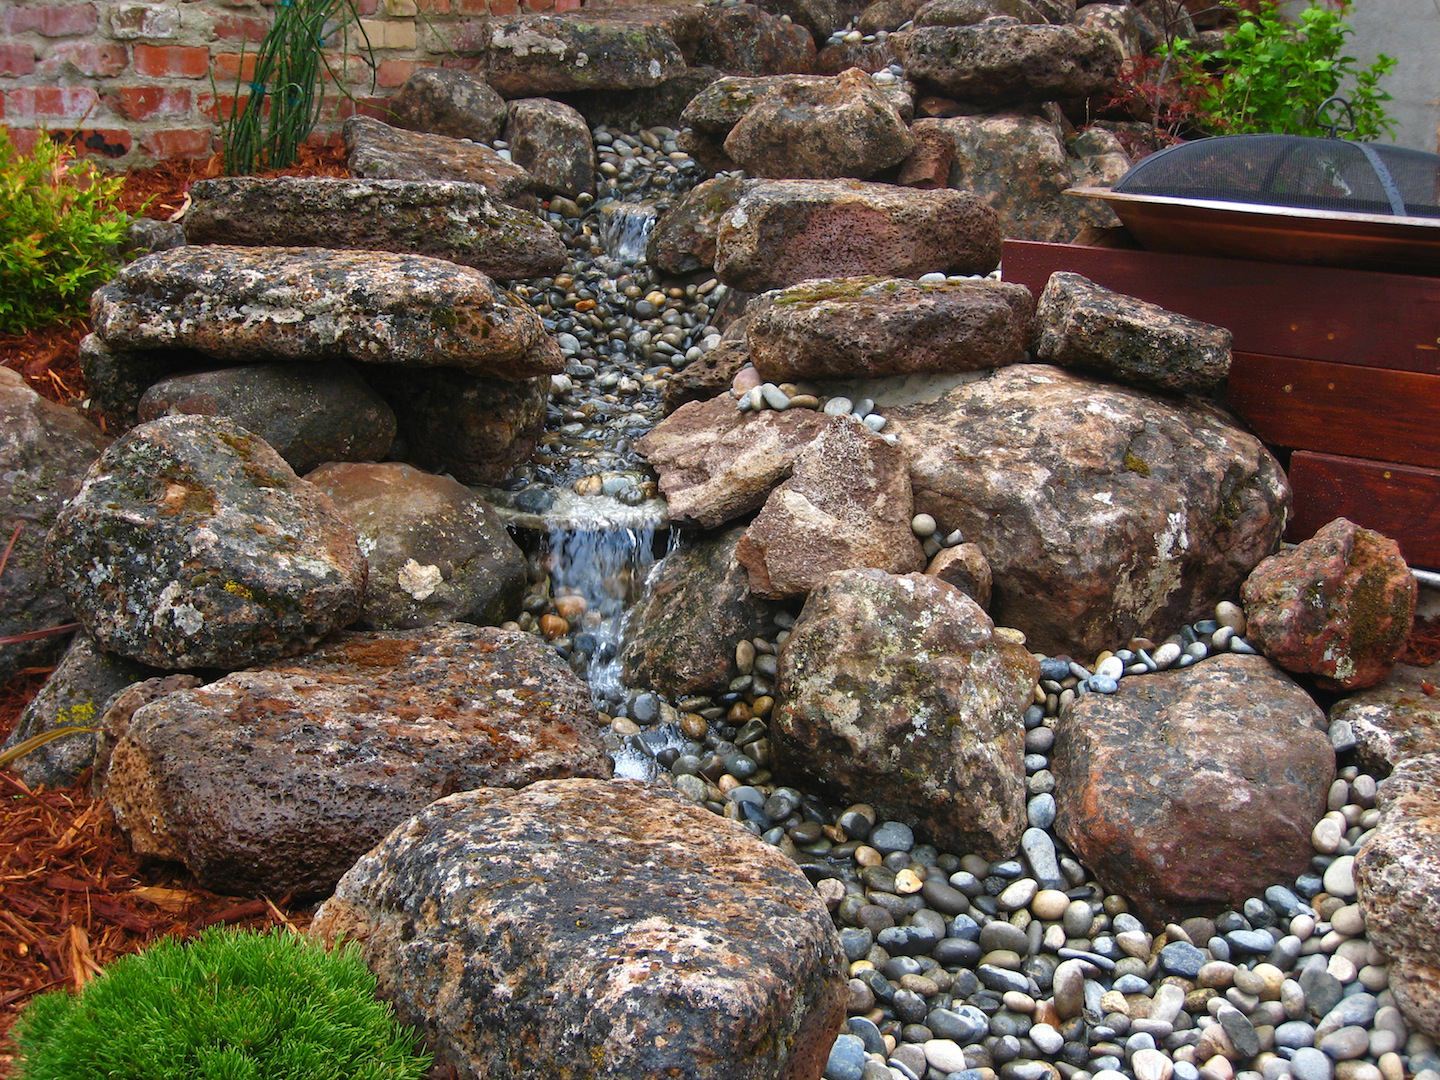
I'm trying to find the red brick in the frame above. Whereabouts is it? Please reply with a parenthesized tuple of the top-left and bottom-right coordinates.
(211, 13, 271, 42)
(5, 87, 101, 122)
(109, 86, 196, 121)
(554, 0, 581, 10)
(211, 50, 258, 83)
(0, 44, 36, 76)
(200, 91, 269, 123)
(416, 0, 452, 11)
(9, 127, 133, 159)
(133, 44, 210, 79)
(375, 57, 418, 88)
(47, 42, 130, 78)
(140, 128, 212, 159)
(354, 0, 380, 14)
(6, 128, 44, 155)
(4, 3, 99, 37)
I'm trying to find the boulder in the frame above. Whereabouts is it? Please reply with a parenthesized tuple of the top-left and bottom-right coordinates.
(89, 672, 203, 793)
(620, 525, 783, 697)
(467, 13, 687, 97)
(746, 276, 1032, 382)
(637, 392, 838, 529)
(1053, 654, 1335, 925)
(904, 24, 1122, 105)
(310, 779, 846, 1078)
(1356, 752, 1440, 1038)
(756, 0, 862, 39)
(814, 35, 906, 75)
(1243, 518, 1417, 691)
(889, 365, 1290, 657)
(0, 368, 109, 684)
(895, 121, 954, 189)
(104, 623, 609, 897)
(343, 116, 536, 207)
(503, 98, 596, 197)
(78, 333, 205, 431)
(926, 542, 992, 610)
(1035, 272, 1232, 395)
(774, 569, 1037, 857)
(1330, 661, 1440, 775)
(46, 415, 365, 669)
(858, 0, 929, 34)
(723, 68, 914, 179)
(388, 68, 508, 142)
(715, 179, 1001, 292)
(555, 67, 725, 131)
(136, 362, 396, 474)
(911, 0, 1045, 26)
(681, 73, 915, 140)
(648, 174, 749, 276)
(306, 462, 527, 630)
(662, 325, 752, 415)
(1077, 3, 1145, 62)
(182, 177, 566, 280)
(91, 246, 558, 378)
(682, 3, 817, 75)
(737, 420, 925, 597)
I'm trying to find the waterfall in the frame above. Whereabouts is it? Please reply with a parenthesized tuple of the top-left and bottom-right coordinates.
(596, 200, 660, 266)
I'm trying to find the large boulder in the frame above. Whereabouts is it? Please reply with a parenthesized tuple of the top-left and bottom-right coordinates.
(681, 2, 817, 75)
(621, 525, 783, 698)
(648, 174, 749, 277)
(388, 68, 508, 142)
(306, 462, 527, 630)
(91, 246, 559, 378)
(343, 117, 536, 208)
(746, 276, 1033, 382)
(1330, 660, 1440, 775)
(183, 177, 566, 280)
(680, 73, 914, 140)
(0, 368, 109, 684)
(904, 24, 1122, 105)
(1243, 518, 1417, 691)
(774, 569, 1037, 857)
(1053, 654, 1335, 925)
(504, 97, 596, 198)
(715, 179, 1001, 292)
(889, 365, 1290, 657)
(467, 13, 687, 96)
(911, 0, 1046, 26)
(78, 333, 205, 431)
(310, 779, 847, 1079)
(737, 420, 925, 597)
(45, 415, 365, 670)
(136, 362, 396, 474)
(104, 623, 609, 898)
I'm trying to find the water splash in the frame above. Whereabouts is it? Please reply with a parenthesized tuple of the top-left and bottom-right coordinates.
(596, 200, 660, 265)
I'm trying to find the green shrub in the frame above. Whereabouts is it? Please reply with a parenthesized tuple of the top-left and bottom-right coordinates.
(0, 128, 132, 335)
(13, 928, 431, 1080)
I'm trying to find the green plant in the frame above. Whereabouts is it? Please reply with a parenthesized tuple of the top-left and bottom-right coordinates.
(1170, 0, 1396, 140)
(218, 0, 375, 175)
(0, 128, 132, 335)
(13, 927, 431, 1080)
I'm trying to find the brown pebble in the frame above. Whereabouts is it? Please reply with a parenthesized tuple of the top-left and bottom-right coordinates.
(727, 702, 751, 724)
(750, 695, 774, 716)
(554, 595, 587, 620)
(680, 713, 708, 740)
(539, 614, 568, 639)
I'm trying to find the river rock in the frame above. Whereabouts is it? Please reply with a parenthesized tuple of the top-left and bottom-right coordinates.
(306, 463, 526, 630)
(1243, 518, 1417, 691)
(0, 368, 109, 684)
(662, 318, 753, 415)
(91, 246, 558, 378)
(310, 779, 846, 1078)
(1330, 661, 1440, 775)
(683, 2, 817, 75)
(926, 542, 992, 610)
(45, 415, 364, 669)
(746, 276, 1032, 382)
(136, 362, 396, 474)
(724, 68, 913, 179)
(904, 24, 1122, 105)
(888, 365, 1290, 656)
(468, 12, 687, 96)
(715, 179, 1001, 292)
(911, 0, 1045, 26)
(620, 525, 783, 697)
(737, 420, 925, 597)
(343, 116, 536, 208)
(182, 177, 566, 281)
(1035, 272, 1232, 395)
(388, 68, 508, 142)
(1356, 751, 1440, 1037)
(637, 392, 837, 528)
(504, 98, 596, 198)
(1054, 654, 1335, 925)
(103, 623, 609, 897)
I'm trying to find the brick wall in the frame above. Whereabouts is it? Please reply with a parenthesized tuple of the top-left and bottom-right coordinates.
(0, 0, 582, 168)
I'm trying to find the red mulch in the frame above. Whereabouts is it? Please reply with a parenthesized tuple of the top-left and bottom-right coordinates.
(1401, 614, 1440, 668)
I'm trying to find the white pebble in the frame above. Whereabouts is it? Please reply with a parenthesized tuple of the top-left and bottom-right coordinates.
(1324, 855, 1357, 898)
(911, 513, 937, 538)
(1096, 655, 1125, 680)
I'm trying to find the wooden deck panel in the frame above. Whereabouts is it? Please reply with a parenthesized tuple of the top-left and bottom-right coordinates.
(1288, 452, 1440, 569)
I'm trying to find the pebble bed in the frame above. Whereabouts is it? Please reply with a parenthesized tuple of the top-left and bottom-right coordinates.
(473, 118, 1437, 1080)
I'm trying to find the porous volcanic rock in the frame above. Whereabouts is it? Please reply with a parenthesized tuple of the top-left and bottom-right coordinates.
(504, 98, 597, 197)
(469, 13, 687, 96)
(926, 542, 992, 610)
(746, 276, 1032, 382)
(1243, 518, 1417, 691)
(91, 246, 558, 378)
(1053, 654, 1335, 925)
(858, 0, 928, 34)
(911, 0, 1045, 26)
(306, 462, 527, 630)
(45, 415, 365, 669)
(715, 179, 1001, 292)
(813, 34, 906, 75)
(756, 0, 861, 39)
(682, 2, 817, 75)
(649, 174, 749, 276)
(343, 117, 536, 207)
(104, 623, 609, 897)
(774, 569, 1037, 857)
(1330, 660, 1440, 775)
(388, 68, 508, 142)
(889, 365, 1290, 657)
(680, 73, 914, 139)
(904, 24, 1121, 105)
(310, 779, 847, 1079)
(183, 177, 566, 280)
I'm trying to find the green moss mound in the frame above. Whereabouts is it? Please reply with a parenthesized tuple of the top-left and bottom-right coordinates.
(12, 928, 431, 1080)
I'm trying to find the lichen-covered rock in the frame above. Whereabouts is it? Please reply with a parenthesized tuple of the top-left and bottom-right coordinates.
(0, 368, 110, 684)
(1243, 518, 1417, 691)
(681, 73, 914, 139)
(182, 177, 566, 280)
(388, 68, 508, 142)
(682, 2, 817, 75)
(469, 13, 687, 96)
(91, 246, 558, 378)
(1035, 272, 1232, 395)
(889, 365, 1290, 657)
(306, 462, 526, 630)
(1053, 655, 1334, 925)
(1078, 2, 1145, 61)
(78, 333, 204, 431)
(104, 624, 609, 898)
(649, 175, 749, 276)
(310, 779, 847, 1079)
(747, 276, 1032, 382)
(904, 24, 1121, 105)
(137, 362, 396, 474)
(1330, 661, 1440, 775)
(715, 179, 1001, 292)
(926, 542, 992, 610)
(343, 117, 536, 208)
(502, 97, 596, 198)
(911, 0, 1045, 26)
(46, 415, 365, 669)
(737, 420, 924, 597)
(774, 569, 1037, 857)
(756, 0, 862, 39)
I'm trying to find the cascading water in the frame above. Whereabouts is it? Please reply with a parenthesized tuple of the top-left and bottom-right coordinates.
(596, 199, 661, 267)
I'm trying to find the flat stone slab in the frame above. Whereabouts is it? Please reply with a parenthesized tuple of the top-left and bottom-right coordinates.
(343, 116, 536, 207)
(680, 72, 913, 138)
(904, 23, 1121, 105)
(467, 13, 687, 97)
